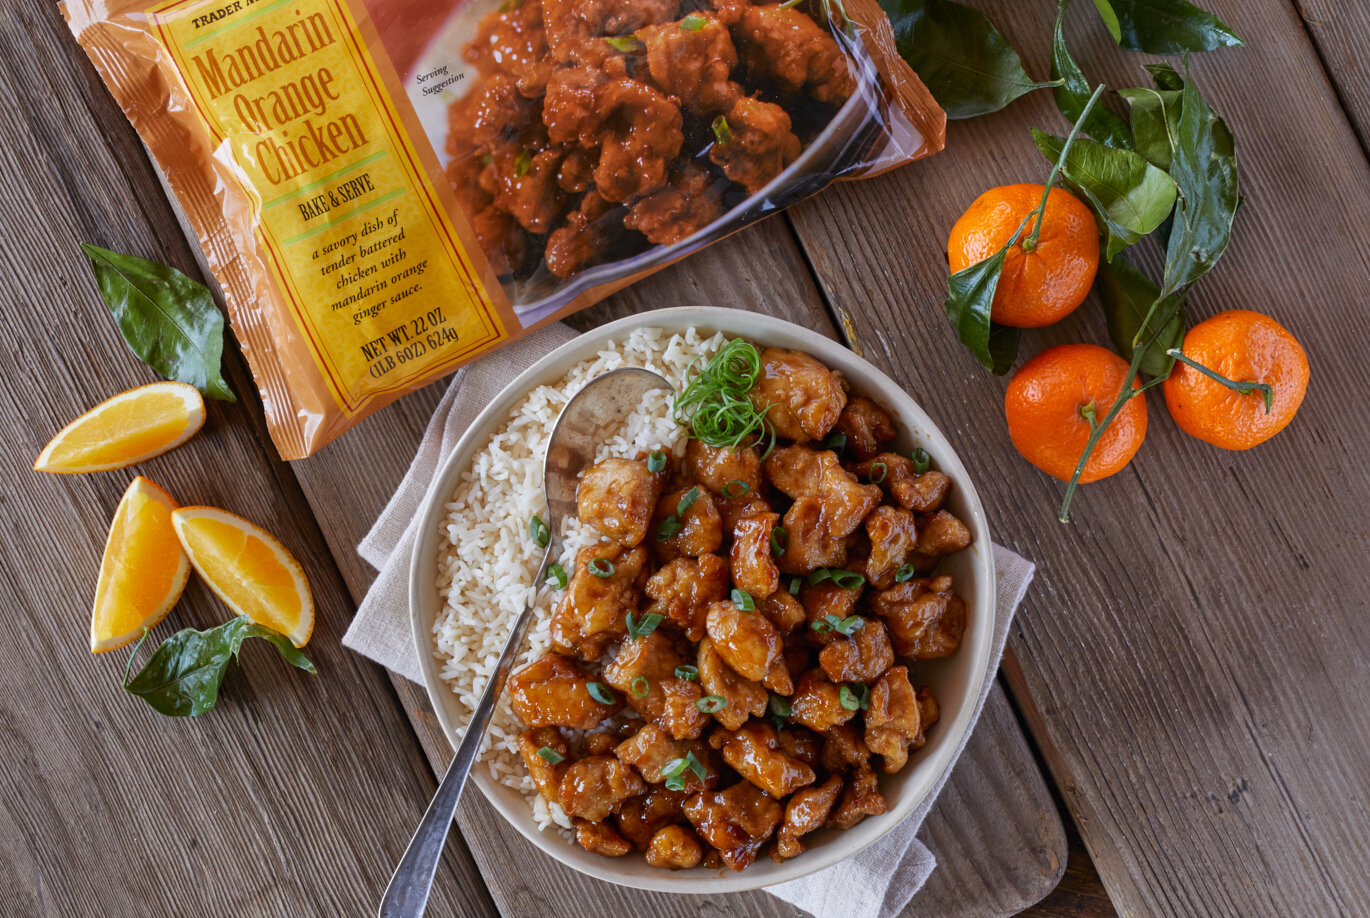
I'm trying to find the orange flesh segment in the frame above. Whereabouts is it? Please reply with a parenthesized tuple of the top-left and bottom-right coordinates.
(91, 478, 188, 652)
(39, 386, 199, 471)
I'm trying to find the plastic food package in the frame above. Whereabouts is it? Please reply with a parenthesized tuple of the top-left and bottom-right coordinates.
(65, 0, 945, 458)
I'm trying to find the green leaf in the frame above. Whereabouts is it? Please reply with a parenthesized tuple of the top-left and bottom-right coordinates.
(1096, 253, 1185, 378)
(879, 0, 1058, 120)
(1158, 64, 1240, 298)
(123, 618, 315, 717)
(1118, 86, 1181, 171)
(1089, 0, 1242, 54)
(1031, 130, 1178, 260)
(80, 244, 236, 401)
(1051, 0, 1133, 150)
(1146, 62, 1185, 91)
(944, 250, 1020, 375)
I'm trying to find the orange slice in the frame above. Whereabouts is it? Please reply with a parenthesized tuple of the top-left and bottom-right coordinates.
(35, 381, 205, 474)
(171, 507, 314, 647)
(91, 477, 190, 653)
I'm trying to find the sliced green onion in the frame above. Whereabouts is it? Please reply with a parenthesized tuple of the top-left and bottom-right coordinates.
(588, 557, 614, 578)
(768, 694, 792, 718)
(894, 563, 917, 583)
(696, 695, 728, 713)
(498, 0, 521, 10)
(679, 11, 708, 29)
(529, 514, 550, 548)
(632, 675, 651, 697)
(911, 447, 932, 474)
(711, 115, 732, 145)
(480, 153, 493, 165)
(603, 34, 644, 51)
(677, 486, 700, 516)
(807, 568, 833, 586)
(832, 569, 865, 590)
(868, 462, 887, 484)
(587, 682, 615, 705)
(647, 450, 667, 473)
(536, 745, 564, 764)
(721, 479, 750, 499)
(661, 756, 691, 779)
(671, 338, 774, 455)
(664, 773, 687, 791)
(674, 664, 699, 681)
(513, 149, 533, 178)
(822, 432, 847, 453)
(626, 611, 663, 640)
(779, 0, 803, 8)
(828, 614, 865, 636)
(731, 588, 754, 611)
(656, 515, 683, 541)
(810, 618, 833, 634)
(546, 562, 568, 589)
(853, 683, 870, 710)
(685, 750, 706, 780)
(770, 526, 788, 556)
(789, 576, 802, 596)
(839, 685, 860, 711)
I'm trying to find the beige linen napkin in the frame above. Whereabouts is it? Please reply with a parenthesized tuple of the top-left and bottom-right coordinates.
(343, 322, 1035, 918)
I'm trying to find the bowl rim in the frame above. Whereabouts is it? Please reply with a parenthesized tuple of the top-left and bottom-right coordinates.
(407, 306, 995, 892)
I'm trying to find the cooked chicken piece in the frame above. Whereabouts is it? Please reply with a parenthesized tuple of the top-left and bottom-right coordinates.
(731, 511, 781, 598)
(733, 4, 857, 104)
(720, 491, 773, 536)
(820, 723, 871, 773)
(778, 497, 848, 575)
(557, 145, 597, 193)
(650, 484, 723, 561)
(593, 77, 684, 202)
(818, 617, 893, 683)
(765, 446, 881, 537)
(543, 64, 608, 145)
(616, 786, 688, 847)
(708, 96, 801, 195)
(915, 510, 972, 558)
(560, 755, 647, 821)
(625, 162, 725, 245)
(833, 397, 896, 461)
(697, 637, 769, 730)
(761, 654, 793, 695)
(638, 13, 741, 115)
(684, 781, 783, 871)
(773, 774, 842, 860)
(542, 0, 680, 62)
(490, 144, 569, 236)
(863, 506, 918, 590)
(467, 203, 526, 276)
(517, 728, 569, 803)
(705, 602, 781, 683)
(584, 732, 617, 756)
(782, 631, 814, 680)
(545, 190, 621, 278)
(798, 579, 861, 647)
(509, 653, 620, 729)
(643, 553, 729, 640)
(575, 818, 632, 856)
(604, 630, 710, 739)
(758, 589, 805, 635)
(460, 74, 539, 152)
(854, 452, 953, 514)
(578, 457, 664, 547)
(720, 721, 816, 797)
(916, 686, 939, 741)
(646, 825, 704, 869)
(683, 440, 763, 496)
(864, 665, 921, 773)
(708, 0, 751, 24)
(869, 575, 967, 659)
(775, 724, 822, 767)
(615, 723, 717, 791)
(551, 542, 648, 660)
(826, 766, 886, 829)
(789, 668, 855, 732)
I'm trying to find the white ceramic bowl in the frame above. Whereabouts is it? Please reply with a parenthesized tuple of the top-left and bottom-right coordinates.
(409, 306, 995, 892)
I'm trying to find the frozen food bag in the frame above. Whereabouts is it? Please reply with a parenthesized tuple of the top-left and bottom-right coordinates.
(65, 0, 945, 458)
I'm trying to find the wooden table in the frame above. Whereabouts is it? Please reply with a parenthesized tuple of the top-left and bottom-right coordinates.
(4, 0, 1367, 915)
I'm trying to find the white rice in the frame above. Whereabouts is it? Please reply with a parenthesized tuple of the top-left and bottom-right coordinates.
(431, 326, 725, 833)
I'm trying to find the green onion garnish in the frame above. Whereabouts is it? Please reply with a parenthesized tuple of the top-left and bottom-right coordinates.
(721, 479, 750, 499)
(853, 683, 871, 710)
(626, 611, 663, 640)
(498, 0, 520, 10)
(656, 515, 683, 541)
(770, 526, 788, 556)
(587, 682, 615, 705)
(536, 745, 564, 764)
(731, 588, 754, 611)
(822, 431, 847, 453)
(894, 563, 917, 583)
(868, 462, 887, 484)
(661, 757, 691, 779)
(696, 695, 728, 713)
(675, 664, 698, 681)
(839, 685, 860, 711)
(632, 675, 650, 697)
(769, 694, 792, 718)
(546, 562, 568, 589)
(789, 576, 802, 596)
(679, 11, 708, 29)
(588, 557, 614, 578)
(810, 618, 833, 634)
(827, 614, 865, 636)
(672, 338, 774, 455)
(810, 568, 866, 590)
(911, 447, 932, 473)
(711, 114, 732, 145)
(677, 486, 700, 516)
(603, 34, 644, 51)
(529, 514, 550, 548)
(513, 149, 533, 178)
(779, 0, 803, 9)
(661, 751, 706, 790)
(648, 450, 667, 473)
(685, 750, 706, 780)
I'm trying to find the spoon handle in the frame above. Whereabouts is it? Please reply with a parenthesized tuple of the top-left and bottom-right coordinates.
(378, 546, 552, 918)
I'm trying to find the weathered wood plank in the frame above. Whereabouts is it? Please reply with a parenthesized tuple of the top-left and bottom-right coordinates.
(1294, 1, 1370, 151)
(782, 0, 1370, 914)
(0, 2, 497, 915)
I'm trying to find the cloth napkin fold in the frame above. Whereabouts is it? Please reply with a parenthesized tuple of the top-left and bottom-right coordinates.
(343, 322, 1035, 918)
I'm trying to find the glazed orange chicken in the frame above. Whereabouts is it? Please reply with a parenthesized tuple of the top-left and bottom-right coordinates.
(508, 343, 972, 870)
(446, 0, 859, 283)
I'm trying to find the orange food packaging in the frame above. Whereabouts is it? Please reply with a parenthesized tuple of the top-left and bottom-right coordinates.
(63, 0, 945, 458)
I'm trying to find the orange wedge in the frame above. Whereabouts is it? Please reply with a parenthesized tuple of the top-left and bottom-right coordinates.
(35, 381, 205, 474)
(91, 477, 190, 653)
(171, 507, 314, 647)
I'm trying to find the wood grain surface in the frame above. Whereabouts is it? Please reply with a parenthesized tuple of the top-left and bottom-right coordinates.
(783, 0, 1370, 915)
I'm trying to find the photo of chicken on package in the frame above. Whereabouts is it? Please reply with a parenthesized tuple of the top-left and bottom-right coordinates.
(65, 0, 944, 458)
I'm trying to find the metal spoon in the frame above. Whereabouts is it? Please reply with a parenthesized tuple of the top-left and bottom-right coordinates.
(379, 366, 673, 918)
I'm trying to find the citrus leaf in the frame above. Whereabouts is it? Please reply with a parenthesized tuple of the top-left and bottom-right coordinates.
(880, 0, 1057, 120)
(1051, 0, 1134, 150)
(944, 249, 1019, 375)
(1119, 85, 1182, 171)
(1031, 130, 1178, 260)
(1088, 0, 1242, 54)
(1097, 253, 1185, 378)
(80, 243, 236, 402)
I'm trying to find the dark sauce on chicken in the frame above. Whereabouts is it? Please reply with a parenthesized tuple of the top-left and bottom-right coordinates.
(508, 344, 974, 871)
